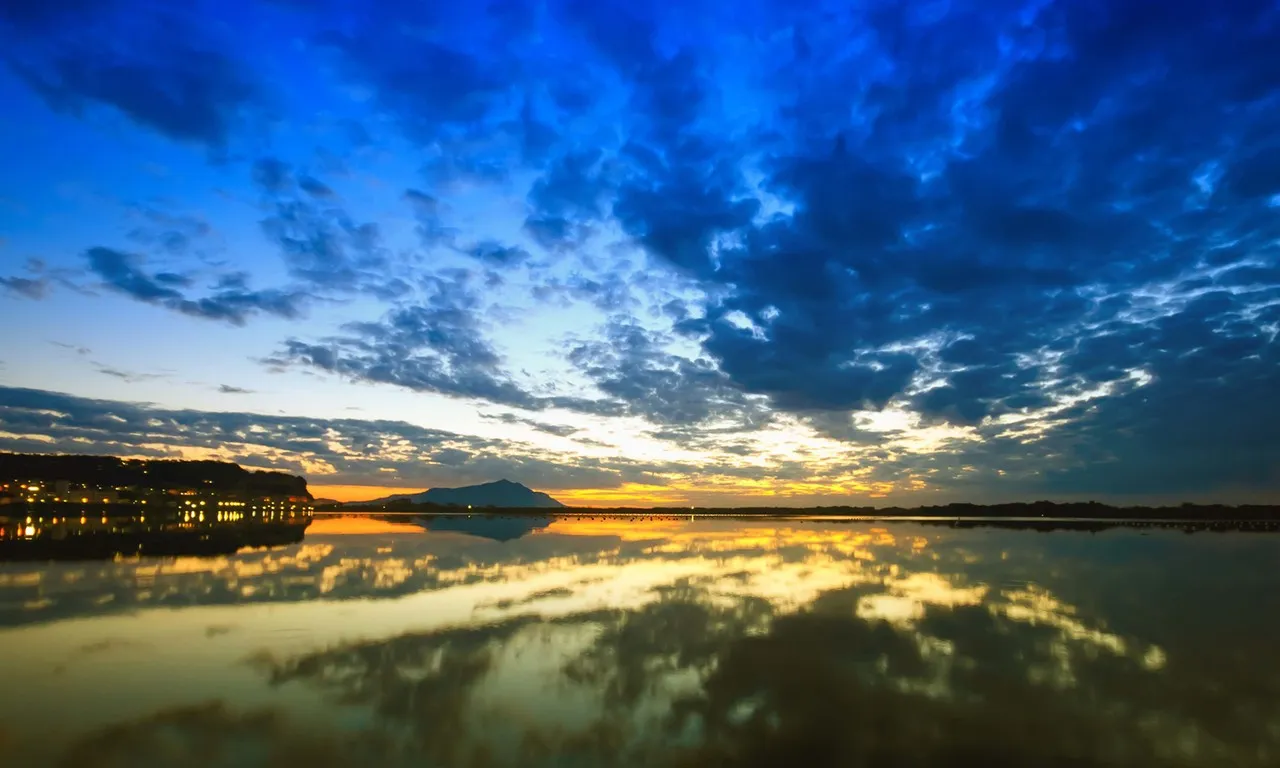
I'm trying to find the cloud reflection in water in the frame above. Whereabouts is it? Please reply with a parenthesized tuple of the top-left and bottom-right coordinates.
(0, 516, 1277, 766)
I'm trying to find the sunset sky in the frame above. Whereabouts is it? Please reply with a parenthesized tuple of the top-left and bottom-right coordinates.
(1, 0, 1278, 506)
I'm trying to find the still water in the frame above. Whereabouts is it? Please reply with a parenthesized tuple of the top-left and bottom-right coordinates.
(1, 513, 1278, 767)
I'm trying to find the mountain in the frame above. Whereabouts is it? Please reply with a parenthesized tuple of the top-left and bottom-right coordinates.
(353, 479, 564, 508)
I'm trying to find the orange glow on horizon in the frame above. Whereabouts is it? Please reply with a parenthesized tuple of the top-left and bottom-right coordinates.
(552, 479, 903, 508)
(308, 484, 424, 503)
(312, 479, 916, 509)
(552, 483, 692, 507)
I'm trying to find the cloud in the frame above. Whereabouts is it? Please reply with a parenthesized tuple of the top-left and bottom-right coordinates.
(319, 23, 513, 144)
(403, 189, 456, 249)
(0, 276, 48, 299)
(3, 4, 258, 149)
(517, 0, 1280, 497)
(466, 241, 531, 267)
(253, 158, 411, 296)
(0, 385, 665, 491)
(93, 364, 167, 383)
(483, 412, 580, 438)
(4, 0, 1279, 502)
(218, 384, 254, 394)
(567, 319, 770, 430)
(269, 273, 541, 408)
(268, 273, 644, 421)
(50, 341, 92, 356)
(297, 175, 335, 199)
(524, 148, 617, 251)
(84, 246, 307, 325)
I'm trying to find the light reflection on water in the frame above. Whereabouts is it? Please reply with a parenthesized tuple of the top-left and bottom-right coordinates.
(0, 514, 1278, 767)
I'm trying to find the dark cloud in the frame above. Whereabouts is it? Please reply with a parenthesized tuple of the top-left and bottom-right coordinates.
(269, 275, 540, 409)
(524, 148, 616, 250)
(0, 276, 48, 299)
(218, 384, 254, 394)
(567, 319, 770, 430)
(0, 385, 668, 491)
(466, 241, 531, 267)
(305, 0, 555, 174)
(269, 275, 650, 422)
(0, 0, 106, 31)
(50, 341, 92, 356)
(531, 0, 1280, 496)
(4, 0, 1278, 501)
(483, 412, 580, 438)
(529, 271, 639, 314)
(319, 30, 512, 144)
(93, 364, 167, 383)
(253, 159, 405, 294)
(84, 246, 306, 325)
(1024, 297, 1280, 496)
(252, 158, 293, 194)
(403, 189, 456, 249)
(4, 6, 257, 149)
(296, 175, 335, 199)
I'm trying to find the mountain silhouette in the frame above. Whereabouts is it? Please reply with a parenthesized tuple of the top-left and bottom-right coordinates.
(355, 479, 564, 508)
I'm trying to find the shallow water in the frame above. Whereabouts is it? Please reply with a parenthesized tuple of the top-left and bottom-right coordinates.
(1, 513, 1278, 767)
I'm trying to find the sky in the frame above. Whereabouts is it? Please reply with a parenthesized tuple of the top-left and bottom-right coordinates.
(0, 0, 1278, 506)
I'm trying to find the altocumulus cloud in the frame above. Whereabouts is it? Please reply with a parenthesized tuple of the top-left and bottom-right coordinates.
(85, 247, 306, 325)
(0, 386, 663, 492)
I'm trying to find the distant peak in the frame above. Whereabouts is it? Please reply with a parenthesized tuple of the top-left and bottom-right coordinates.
(349, 478, 563, 508)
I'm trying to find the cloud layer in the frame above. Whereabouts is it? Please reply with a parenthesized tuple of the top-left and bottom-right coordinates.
(1, 0, 1278, 501)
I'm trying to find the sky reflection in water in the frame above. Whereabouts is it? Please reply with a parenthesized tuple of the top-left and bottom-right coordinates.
(0, 515, 1278, 767)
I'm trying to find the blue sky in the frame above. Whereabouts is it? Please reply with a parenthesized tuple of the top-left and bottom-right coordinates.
(1, 0, 1278, 505)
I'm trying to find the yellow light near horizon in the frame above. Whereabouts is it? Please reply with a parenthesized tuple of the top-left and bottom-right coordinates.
(307, 484, 423, 503)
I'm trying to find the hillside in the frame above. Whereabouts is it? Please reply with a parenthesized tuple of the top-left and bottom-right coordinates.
(355, 479, 564, 508)
(0, 453, 311, 498)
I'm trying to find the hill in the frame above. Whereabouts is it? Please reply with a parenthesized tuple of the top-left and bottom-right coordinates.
(0, 452, 311, 498)
(354, 479, 563, 508)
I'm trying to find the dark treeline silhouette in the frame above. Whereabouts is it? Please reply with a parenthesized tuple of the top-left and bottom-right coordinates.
(0, 452, 310, 497)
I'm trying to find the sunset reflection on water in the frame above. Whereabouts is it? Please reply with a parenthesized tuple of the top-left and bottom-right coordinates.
(0, 514, 1277, 767)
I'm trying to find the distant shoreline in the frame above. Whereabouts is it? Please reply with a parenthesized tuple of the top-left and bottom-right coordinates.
(322, 502, 1280, 521)
(317, 508, 1280, 533)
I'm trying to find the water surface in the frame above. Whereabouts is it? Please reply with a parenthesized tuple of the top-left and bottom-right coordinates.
(1, 513, 1278, 767)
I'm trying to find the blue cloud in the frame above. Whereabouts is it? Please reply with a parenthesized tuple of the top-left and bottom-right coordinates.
(0, 276, 48, 299)
(0, 385, 659, 490)
(3, 3, 258, 149)
(567, 319, 770, 429)
(85, 247, 306, 325)
(4, 0, 1279, 499)
(268, 273, 541, 408)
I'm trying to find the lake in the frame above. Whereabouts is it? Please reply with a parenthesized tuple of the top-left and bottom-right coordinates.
(1, 513, 1278, 767)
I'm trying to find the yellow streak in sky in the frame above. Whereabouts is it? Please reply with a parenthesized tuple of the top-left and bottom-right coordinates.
(309, 484, 423, 502)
